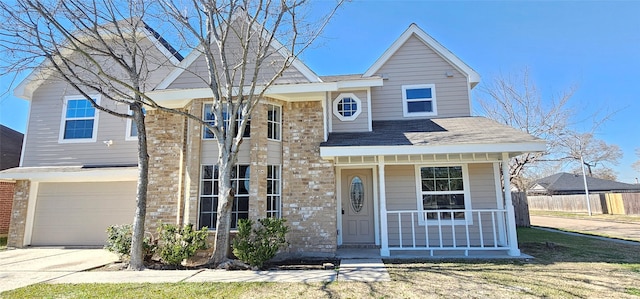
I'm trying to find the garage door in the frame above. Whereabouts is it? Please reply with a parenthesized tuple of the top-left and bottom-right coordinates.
(31, 181, 137, 246)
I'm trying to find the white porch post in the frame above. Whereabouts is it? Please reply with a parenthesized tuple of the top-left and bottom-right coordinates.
(493, 162, 507, 246)
(378, 156, 390, 256)
(502, 153, 521, 256)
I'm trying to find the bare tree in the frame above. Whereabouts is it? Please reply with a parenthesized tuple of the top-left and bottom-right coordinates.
(476, 68, 575, 190)
(0, 0, 199, 270)
(561, 132, 622, 178)
(633, 149, 640, 173)
(160, 0, 344, 266)
(1, 0, 344, 269)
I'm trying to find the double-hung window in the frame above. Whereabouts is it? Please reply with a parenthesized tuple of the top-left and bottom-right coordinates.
(417, 165, 470, 224)
(203, 103, 250, 139)
(59, 96, 99, 143)
(266, 165, 281, 218)
(199, 164, 250, 230)
(402, 84, 437, 117)
(267, 104, 281, 141)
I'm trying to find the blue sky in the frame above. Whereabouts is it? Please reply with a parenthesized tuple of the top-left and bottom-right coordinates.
(1, 0, 639, 182)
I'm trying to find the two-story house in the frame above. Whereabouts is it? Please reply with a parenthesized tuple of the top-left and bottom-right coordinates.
(1, 23, 544, 258)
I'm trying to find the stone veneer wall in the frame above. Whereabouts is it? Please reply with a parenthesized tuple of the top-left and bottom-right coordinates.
(281, 101, 337, 255)
(0, 181, 16, 235)
(7, 180, 29, 247)
(145, 109, 187, 233)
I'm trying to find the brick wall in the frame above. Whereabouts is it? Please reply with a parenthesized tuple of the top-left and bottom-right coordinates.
(0, 181, 15, 235)
(281, 101, 337, 255)
(7, 180, 29, 247)
(145, 109, 187, 233)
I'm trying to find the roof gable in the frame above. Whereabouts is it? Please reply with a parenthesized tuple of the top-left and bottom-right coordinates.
(363, 23, 480, 87)
(14, 20, 182, 100)
(156, 14, 321, 90)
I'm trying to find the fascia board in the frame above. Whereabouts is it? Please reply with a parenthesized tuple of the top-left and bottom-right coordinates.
(320, 141, 547, 158)
(0, 167, 138, 182)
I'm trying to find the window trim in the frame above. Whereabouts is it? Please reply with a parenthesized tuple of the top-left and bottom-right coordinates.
(332, 93, 362, 121)
(202, 103, 251, 140)
(266, 164, 282, 218)
(402, 84, 437, 117)
(125, 107, 146, 141)
(267, 103, 282, 141)
(58, 95, 100, 143)
(414, 164, 472, 225)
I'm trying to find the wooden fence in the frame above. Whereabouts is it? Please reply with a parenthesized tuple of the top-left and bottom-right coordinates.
(527, 192, 640, 215)
(512, 192, 530, 227)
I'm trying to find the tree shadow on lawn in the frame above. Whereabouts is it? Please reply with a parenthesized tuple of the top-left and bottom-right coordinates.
(380, 227, 640, 297)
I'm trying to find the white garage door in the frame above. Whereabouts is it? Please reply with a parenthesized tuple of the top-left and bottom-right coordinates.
(31, 181, 137, 246)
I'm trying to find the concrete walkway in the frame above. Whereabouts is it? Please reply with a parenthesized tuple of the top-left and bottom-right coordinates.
(530, 215, 640, 243)
(0, 248, 389, 293)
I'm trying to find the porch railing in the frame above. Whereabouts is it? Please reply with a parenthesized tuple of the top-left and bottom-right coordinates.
(385, 209, 510, 256)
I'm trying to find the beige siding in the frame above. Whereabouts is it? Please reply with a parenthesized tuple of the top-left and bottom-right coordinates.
(385, 163, 502, 247)
(167, 22, 311, 90)
(385, 165, 418, 210)
(468, 163, 499, 209)
(370, 34, 471, 120)
(200, 140, 251, 164)
(330, 90, 370, 133)
(21, 81, 138, 167)
(31, 181, 136, 246)
(267, 141, 282, 165)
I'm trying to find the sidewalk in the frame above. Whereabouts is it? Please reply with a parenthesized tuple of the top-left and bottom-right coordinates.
(45, 258, 389, 285)
(530, 215, 640, 243)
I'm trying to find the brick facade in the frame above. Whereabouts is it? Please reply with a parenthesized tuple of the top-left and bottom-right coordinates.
(281, 101, 337, 254)
(0, 181, 15, 235)
(145, 109, 188, 233)
(7, 180, 29, 247)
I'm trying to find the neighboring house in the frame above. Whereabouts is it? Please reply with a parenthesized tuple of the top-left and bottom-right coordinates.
(1, 125, 23, 171)
(529, 172, 640, 195)
(0, 22, 545, 258)
(0, 125, 23, 235)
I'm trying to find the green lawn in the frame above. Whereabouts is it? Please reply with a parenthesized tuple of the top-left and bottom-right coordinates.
(3, 228, 640, 298)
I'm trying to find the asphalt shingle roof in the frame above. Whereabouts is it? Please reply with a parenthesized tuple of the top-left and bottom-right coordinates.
(533, 172, 640, 194)
(321, 117, 542, 147)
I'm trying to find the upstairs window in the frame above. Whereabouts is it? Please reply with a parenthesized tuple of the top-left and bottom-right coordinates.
(267, 104, 281, 141)
(332, 93, 362, 121)
(402, 84, 437, 117)
(59, 96, 99, 143)
(126, 107, 146, 140)
(203, 103, 250, 139)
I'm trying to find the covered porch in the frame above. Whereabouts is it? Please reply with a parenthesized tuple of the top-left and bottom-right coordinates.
(319, 117, 546, 258)
(328, 153, 526, 257)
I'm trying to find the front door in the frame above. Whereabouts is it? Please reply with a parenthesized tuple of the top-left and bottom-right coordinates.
(341, 169, 374, 244)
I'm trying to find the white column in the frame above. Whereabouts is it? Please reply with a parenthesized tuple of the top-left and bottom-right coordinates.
(378, 156, 390, 256)
(502, 153, 521, 256)
(493, 162, 506, 246)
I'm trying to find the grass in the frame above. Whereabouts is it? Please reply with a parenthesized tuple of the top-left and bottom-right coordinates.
(3, 228, 640, 298)
(530, 210, 640, 223)
(0, 236, 6, 251)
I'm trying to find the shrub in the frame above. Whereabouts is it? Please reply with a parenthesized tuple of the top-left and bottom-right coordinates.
(232, 218, 289, 269)
(104, 224, 155, 261)
(157, 223, 208, 266)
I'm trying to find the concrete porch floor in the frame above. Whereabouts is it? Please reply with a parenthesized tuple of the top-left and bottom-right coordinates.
(336, 248, 533, 260)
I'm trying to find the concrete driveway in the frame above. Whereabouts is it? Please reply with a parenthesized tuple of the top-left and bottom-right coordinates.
(0, 248, 119, 293)
(530, 215, 640, 243)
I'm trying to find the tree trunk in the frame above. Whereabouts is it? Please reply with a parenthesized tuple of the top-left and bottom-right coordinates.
(129, 102, 148, 270)
(209, 158, 234, 266)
